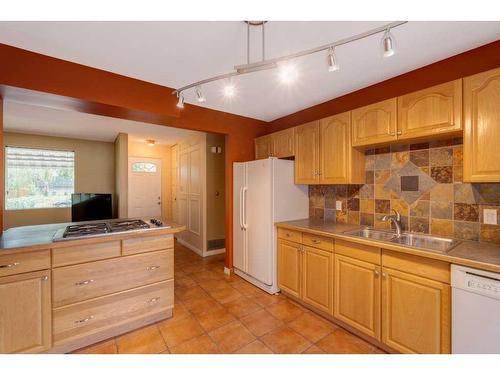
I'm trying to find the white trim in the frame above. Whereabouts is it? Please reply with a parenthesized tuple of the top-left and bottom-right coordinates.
(205, 247, 226, 256)
(175, 237, 202, 256)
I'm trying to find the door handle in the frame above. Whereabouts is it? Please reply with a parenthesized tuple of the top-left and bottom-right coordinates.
(239, 187, 244, 230)
(242, 186, 248, 230)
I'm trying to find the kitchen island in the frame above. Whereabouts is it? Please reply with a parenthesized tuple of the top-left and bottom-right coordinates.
(0, 218, 185, 354)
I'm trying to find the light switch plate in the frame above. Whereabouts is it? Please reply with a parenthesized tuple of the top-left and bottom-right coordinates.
(484, 208, 498, 225)
(336, 201, 342, 211)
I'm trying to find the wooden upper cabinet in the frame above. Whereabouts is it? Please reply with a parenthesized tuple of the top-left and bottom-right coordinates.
(302, 246, 333, 315)
(320, 112, 365, 184)
(382, 268, 450, 354)
(398, 79, 462, 140)
(254, 135, 273, 160)
(334, 254, 381, 339)
(272, 127, 295, 158)
(295, 121, 320, 184)
(463, 67, 500, 182)
(0, 270, 51, 353)
(352, 98, 397, 147)
(277, 239, 302, 299)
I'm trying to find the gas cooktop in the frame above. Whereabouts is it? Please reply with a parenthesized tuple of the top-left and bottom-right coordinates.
(54, 218, 168, 241)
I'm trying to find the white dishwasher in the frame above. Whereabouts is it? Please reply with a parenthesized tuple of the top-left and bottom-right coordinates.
(452, 264, 500, 353)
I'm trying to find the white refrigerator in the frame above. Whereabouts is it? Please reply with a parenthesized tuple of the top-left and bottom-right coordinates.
(233, 158, 309, 294)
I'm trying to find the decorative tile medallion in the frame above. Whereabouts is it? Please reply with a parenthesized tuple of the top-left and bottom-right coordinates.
(384, 162, 437, 204)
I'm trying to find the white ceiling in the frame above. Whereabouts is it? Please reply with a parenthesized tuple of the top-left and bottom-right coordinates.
(3, 100, 197, 145)
(0, 21, 499, 121)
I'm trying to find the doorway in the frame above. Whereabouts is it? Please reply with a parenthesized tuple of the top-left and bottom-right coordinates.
(128, 157, 162, 217)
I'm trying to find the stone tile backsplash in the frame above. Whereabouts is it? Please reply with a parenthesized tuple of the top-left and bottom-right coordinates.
(309, 138, 500, 244)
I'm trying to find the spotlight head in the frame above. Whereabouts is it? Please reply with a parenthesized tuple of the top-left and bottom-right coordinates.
(328, 47, 339, 72)
(176, 93, 184, 109)
(382, 29, 395, 58)
(195, 86, 206, 103)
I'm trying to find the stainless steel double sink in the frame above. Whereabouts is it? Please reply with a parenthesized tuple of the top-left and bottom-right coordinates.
(343, 228, 460, 253)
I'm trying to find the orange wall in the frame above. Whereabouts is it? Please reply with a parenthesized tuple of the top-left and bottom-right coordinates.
(0, 43, 267, 269)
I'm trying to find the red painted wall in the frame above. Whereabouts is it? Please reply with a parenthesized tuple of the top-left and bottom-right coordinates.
(0, 43, 267, 269)
(267, 39, 500, 132)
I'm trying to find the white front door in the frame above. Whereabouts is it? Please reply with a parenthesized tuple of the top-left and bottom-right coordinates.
(128, 157, 162, 217)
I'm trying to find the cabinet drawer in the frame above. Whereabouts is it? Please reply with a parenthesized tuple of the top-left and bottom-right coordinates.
(52, 241, 121, 267)
(335, 239, 381, 265)
(53, 279, 173, 345)
(53, 249, 173, 307)
(302, 233, 334, 252)
(382, 250, 450, 284)
(122, 234, 174, 256)
(277, 228, 302, 243)
(0, 250, 50, 278)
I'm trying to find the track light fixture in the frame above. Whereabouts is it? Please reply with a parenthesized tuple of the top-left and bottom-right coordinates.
(195, 86, 206, 102)
(172, 21, 407, 108)
(327, 47, 339, 72)
(176, 92, 184, 109)
(382, 28, 396, 58)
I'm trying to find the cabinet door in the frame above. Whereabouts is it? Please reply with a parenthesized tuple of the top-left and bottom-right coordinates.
(334, 254, 381, 339)
(320, 112, 365, 184)
(464, 67, 500, 182)
(302, 246, 333, 314)
(0, 270, 51, 353)
(255, 135, 272, 160)
(295, 121, 320, 184)
(272, 128, 295, 158)
(277, 239, 302, 298)
(352, 98, 397, 147)
(382, 268, 450, 354)
(398, 79, 462, 140)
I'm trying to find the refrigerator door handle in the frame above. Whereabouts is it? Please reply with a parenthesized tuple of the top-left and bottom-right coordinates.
(239, 187, 244, 230)
(242, 186, 248, 230)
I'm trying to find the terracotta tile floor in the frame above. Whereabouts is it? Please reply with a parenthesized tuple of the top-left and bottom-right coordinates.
(73, 242, 383, 354)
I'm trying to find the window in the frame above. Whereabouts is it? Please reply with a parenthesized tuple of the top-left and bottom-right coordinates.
(131, 162, 157, 173)
(5, 147, 75, 210)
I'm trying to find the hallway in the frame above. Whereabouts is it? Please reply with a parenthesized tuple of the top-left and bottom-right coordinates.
(73, 242, 383, 354)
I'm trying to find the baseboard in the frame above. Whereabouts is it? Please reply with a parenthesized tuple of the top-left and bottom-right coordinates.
(204, 247, 226, 257)
(176, 238, 203, 256)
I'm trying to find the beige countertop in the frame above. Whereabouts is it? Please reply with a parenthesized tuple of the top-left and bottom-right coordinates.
(277, 219, 500, 274)
(0, 218, 185, 253)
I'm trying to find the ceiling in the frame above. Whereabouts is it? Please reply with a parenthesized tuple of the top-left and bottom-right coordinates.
(0, 21, 499, 121)
(3, 100, 197, 145)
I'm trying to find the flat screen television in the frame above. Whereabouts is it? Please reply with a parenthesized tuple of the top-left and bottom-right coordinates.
(71, 193, 113, 222)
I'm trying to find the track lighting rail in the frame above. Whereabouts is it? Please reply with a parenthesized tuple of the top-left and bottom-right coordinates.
(172, 21, 407, 98)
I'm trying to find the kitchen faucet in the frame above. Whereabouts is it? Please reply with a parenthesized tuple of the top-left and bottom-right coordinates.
(382, 209, 403, 237)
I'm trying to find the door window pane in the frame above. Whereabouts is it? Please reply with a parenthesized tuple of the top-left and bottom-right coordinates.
(5, 147, 75, 210)
(132, 162, 157, 173)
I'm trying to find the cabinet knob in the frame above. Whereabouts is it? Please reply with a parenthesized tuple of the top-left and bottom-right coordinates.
(374, 270, 379, 277)
(382, 272, 387, 278)
(75, 315, 94, 324)
(75, 279, 94, 286)
(397, 131, 402, 135)
(41, 276, 49, 281)
(148, 297, 161, 304)
(0, 262, 19, 269)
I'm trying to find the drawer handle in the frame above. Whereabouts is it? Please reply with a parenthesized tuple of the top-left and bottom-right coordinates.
(148, 297, 161, 304)
(0, 262, 19, 269)
(147, 266, 160, 271)
(75, 279, 94, 286)
(75, 315, 94, 324)
(312, 239, 321, 244)
(285, 233, 291, 237)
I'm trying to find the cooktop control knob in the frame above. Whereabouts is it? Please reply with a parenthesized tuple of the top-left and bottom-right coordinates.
(151, 218, 163, 227)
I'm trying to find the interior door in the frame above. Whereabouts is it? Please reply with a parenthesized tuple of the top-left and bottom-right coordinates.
(232, 162, 246, 272)
(171, 144, 179, 223)
(245, 159, 273, 285)
(128, 157, 162, 217)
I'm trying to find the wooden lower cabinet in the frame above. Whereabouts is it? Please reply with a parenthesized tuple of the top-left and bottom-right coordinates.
(277, 239, 302, 298)
(334, 254, 381, 339)
(381, 267, 451, 354)
(0, 270, 51, 353)
(302, 246, 333, 314)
